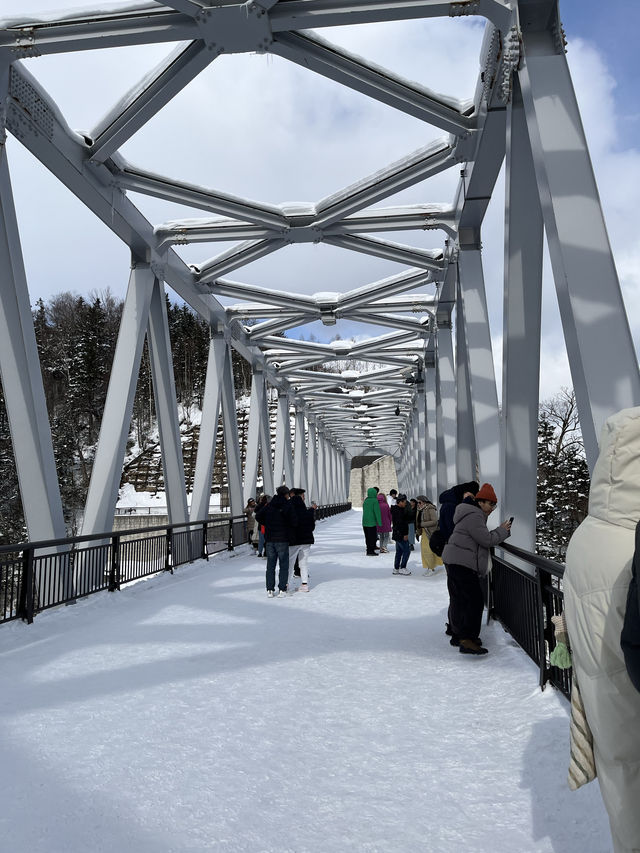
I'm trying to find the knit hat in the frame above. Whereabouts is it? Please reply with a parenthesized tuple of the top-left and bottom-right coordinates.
(475, 483, 497, 503)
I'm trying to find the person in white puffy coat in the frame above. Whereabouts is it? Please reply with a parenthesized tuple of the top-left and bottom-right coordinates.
(564, 406, 640, 853)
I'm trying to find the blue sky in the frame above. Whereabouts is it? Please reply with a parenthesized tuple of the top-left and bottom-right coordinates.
(562, 0, 639, 148)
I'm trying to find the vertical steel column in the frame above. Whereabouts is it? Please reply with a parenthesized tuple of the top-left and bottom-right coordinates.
(82, 261, 154, 535)
(0, 147, 65, 542)
(243, 369, 263, 503)
(411, 408, 420, 494)
(220, 342, 244, 518)
(455, 279, 477, 481)
(307, 419, 318, 503)
(317, 430, 327, 505)
(518, 12, 640, 468)
(274, 392, 293, 487)
(293, 408, 308, 492)
(435, 324, 457, 493)
(416, 381, 427, 492)
(260, 378, 274, 497)
(502, 73, 543, 550)
(456, 248, 501, 489)
(147, 276, 188, 524)
(190, 333, 225, 523)
(425, 365, 438, 500)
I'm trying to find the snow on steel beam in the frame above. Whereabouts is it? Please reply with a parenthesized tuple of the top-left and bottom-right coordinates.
(353, 295, 436, 313)
(337, 267, 435, 312)
(346, 311, 432, 334)
(330, 205, 457, 238)
(112, 160, 289, 229)
(270, 31, 475, 136)
(0, 6, 197, 55)
(155, 218, 278, 247)
(4, 64, 215, 321)
(193, 237, 288, 282)
(207, 279, 316, 311)
(89, 41, 216, 163)
(270, 1, 513, 36)
(324, 234, 444, 271)
(246, 313, 315, 339)
(314, 138, 458, 226)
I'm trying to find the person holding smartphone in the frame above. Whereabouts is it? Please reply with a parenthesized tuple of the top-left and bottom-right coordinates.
(441, 483, 512, 655)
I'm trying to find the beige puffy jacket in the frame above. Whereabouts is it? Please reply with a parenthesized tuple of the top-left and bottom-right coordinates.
(564, 406, 640, 853)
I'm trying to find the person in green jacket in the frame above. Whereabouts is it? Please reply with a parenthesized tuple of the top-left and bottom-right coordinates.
(362, 487, 382, 556)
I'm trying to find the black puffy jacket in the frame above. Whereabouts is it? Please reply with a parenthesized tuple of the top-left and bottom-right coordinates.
(288, 495, 315, 545)
(255, 494, 296, 543)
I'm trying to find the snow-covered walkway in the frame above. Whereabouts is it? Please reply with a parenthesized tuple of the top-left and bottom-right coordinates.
(0, 510, 611, 852)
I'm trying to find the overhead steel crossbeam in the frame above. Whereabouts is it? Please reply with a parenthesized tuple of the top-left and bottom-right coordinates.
(1, 0, 637, 547)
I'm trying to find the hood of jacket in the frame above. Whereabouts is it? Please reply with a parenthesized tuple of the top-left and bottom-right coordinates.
(588, 406, 640, 530)
(452, 501, 483, 526)
(377, 493, 387, 504)
(439, 486, 459, 506)
(366, 487, 378, 499)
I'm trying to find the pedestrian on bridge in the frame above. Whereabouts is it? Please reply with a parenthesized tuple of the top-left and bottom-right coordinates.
(255, 485, 296, 598)
(362, 487, 382, 556)
(376, 492, 392, 553)
(442, 483, 511, 655)
(287, 488, 316, 593)
(415, 495, 442, 575)
(563, 406, 640, 853)
(391, 494, 411, 575)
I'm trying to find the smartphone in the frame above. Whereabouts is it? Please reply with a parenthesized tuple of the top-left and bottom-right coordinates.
(509, 516, 514, 523)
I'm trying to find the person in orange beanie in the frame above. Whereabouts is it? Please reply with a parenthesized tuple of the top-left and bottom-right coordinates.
(441, 483, 512, 654)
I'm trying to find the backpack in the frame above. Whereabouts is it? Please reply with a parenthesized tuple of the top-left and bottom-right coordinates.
(429, 528, 447, 557)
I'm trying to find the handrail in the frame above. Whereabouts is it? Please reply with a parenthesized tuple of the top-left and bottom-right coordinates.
(499, 541, 565, 578)
(490, 542, 570, 699)
(0, 502, 352, 626)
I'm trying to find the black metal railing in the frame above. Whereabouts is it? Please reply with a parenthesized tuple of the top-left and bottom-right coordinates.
(0, 502, 351, 626)
(490, 542, 570, 698)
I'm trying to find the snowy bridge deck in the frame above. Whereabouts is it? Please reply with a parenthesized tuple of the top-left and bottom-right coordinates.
(0, 511, 611, 853)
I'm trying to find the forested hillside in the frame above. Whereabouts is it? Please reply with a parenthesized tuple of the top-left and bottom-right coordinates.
(0, 292, 253, 543)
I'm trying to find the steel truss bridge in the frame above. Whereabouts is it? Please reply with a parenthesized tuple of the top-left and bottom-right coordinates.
(0, 0, 638, 552)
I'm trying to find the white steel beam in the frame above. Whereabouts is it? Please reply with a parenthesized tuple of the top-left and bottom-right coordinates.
(0, 149, 65, 542)
(270, 1, 513, 33)
(518, 17, 640, 469)
(147, 276, 189, 525)
(293, 409, 308, 492)
(220, 342, 244, 517)
(190, 334, 226, 523)
(324, 234, 444, 271)
(82, 262, 154, 536)
(501, 73, 543, 550)
(456, 246, 500, 488)
(315, 139, 457, 226)
(89, 41, 215, 163)
(244, 369, 265, 503)
(455, 275, 477, 480)
(435, 325, 456, 494)
(272, 31, 476, 136)
(425, 365, 438, 499)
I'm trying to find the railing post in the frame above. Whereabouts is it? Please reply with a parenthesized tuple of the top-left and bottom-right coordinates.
(165, 529, 173, 574)
(227, 518, 234, 552)
(18, 546, 35, 624)
(109, 534, 121, 591)
(201, 521, 209, 561)
(535, 568, 549, 689)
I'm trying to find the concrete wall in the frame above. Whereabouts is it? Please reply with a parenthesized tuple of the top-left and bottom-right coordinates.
(348, 456, 398, 507)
